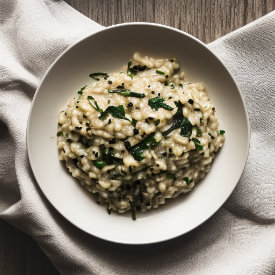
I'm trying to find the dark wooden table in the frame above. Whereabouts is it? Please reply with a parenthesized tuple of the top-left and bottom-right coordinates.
(0, 1, 273, 274)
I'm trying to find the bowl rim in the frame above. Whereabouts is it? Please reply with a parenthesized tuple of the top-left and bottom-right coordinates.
(27, 22, 251, 245)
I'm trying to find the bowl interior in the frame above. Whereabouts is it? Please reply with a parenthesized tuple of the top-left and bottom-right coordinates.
(27, 23, 249, 244)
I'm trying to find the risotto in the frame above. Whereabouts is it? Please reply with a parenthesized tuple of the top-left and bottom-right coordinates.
(57, 52, 225, 220)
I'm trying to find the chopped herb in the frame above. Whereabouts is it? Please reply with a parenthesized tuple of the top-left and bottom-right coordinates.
(108, 89, 145, 98)
(148, 97, 174, 111)
(93, 145, 123, 169)
(220, 130, 225, 134)
(79, 135, 93, 148)
(77, 85, 87, 96)
(162, 102, 193, 138)
(124, 140, 131, 151)
(99, 105, 126, 120)
(156, 70, 165, 75)
(92, 159, 106, 169)
(57, 131, 62, 137)
(131, 118, 137, 127)
(89, 72, 109, 81)
(192, 138, 203, 151)
(130, 201, 136, 220)
(87, 96, 103, 113)
(127, 133, 159, 161)
(154, 119, 160, 126)
(194, 126, 202, 137)
(116, 83, 125, 89)
(127, 61, 148, 77)
(183, 177, 193, 185)
(188, 99, 194, 105)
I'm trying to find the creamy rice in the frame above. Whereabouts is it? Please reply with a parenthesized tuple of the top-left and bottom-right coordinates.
(57, 52, 225, 219)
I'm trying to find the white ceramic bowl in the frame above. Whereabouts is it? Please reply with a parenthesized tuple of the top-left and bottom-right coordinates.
(27, 23, 250, 244)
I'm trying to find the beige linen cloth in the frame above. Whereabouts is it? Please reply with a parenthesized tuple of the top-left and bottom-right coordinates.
(0, 0, 274, 274)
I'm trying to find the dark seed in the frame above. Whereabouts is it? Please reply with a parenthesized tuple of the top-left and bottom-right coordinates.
(109, 138, 116, 144)
(188, 99, 194, 105)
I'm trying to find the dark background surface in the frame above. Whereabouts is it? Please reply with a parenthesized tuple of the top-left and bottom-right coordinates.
(0, 1, 273, 274)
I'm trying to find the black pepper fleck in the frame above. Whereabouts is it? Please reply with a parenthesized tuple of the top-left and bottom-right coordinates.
(188, 99, 194, 105)
(86, 122, 90, 127)
(151, 91, 155, 94)
(80, 155, 84, 158)
(108, 80, 112, 84)
(127, 102, 133, 108)
(135, 107, 140, 110)
(86, 127, 91, 131)
(133, 128, 139, 135)
(83, 115, 87, 118)
(76, 106, 78, 108)
(108, 119, 112, 124)
(109, 138, 116, 144)
(162, 152, 167, 157)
